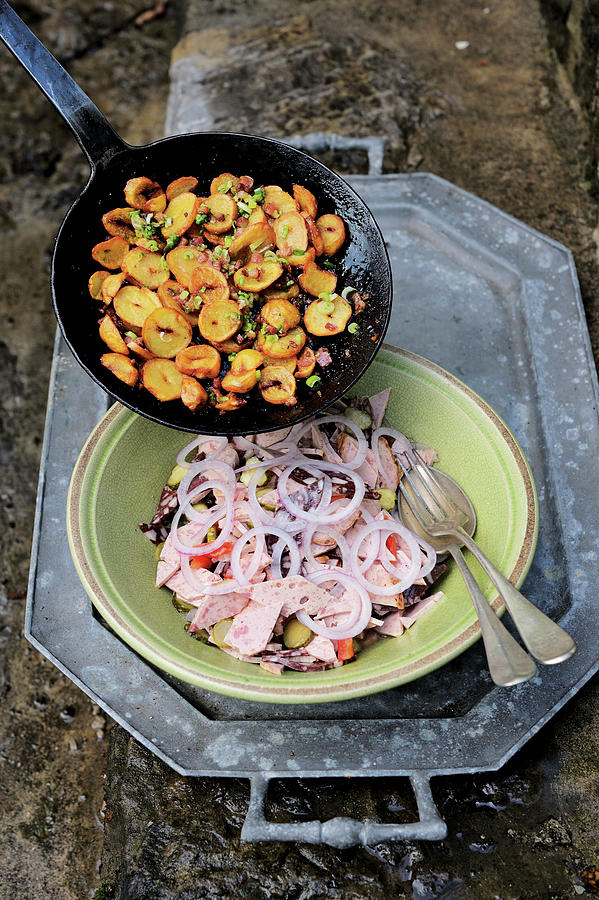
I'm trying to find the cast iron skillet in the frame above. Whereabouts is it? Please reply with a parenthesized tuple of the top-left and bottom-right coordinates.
(0, 0, 392, 435)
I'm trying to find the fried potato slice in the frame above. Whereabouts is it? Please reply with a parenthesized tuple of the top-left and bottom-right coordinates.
(123, 248, 170, 290)
(293, 184, 318, 218)
(230, 349, 264, 373)
(198, 299, 241, 343)
(204, 194, 237, 234)
(263, 282, 299, 301)
(102, 208, 135, 241)
(124, 177, 166, 213)
(100, 273, 127, 305)
(99, 315, 128, 354)
(158, 280, 198, 327)
(142, 358, 184, 401)
(274, 211, 308, 255)
(114, 285, 161, 331)
(304, 294, 351, 336)
(262, 353, 297, 373)
(91, 236, 129, 270)
(263, 186, 298, 217)
(221, 369, 259, 393)
(228, 222, 275, 259)
(209, 336, 253, 353)
(295, 346, 316, 378)
(161, 193, 201, 239)
(166, 176, 199, 201)
(175, 344, 221, 378)
(213, 392, 247, 413)
(142, 307, 193, 359)
(248, 206, 267, 225)
(101, 352, 138, 387)
(189, 265, 230, 303)
(277, 247, 315, 268)
(181, 375, 208, 411)
(234, 258, 282, 292)
(256, 326, 306, 359)
(165, 246, 209, 289)
(124, 334, 155, 361)
(88, 270, 110, 300)
(260, 298, 300, 333)
(259, 366, 297, 406)
(315, 214, 346, 256)
(210, 173, 240, 195)
(303, 214, 325, 256)
(298, 260, 337, 297)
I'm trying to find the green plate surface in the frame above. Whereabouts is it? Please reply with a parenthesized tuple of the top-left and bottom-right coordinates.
(67, 346, 538, 704)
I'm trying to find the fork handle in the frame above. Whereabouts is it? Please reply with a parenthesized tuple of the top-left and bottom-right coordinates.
(455, 528, 576, 665)
(448, 546, 537, 686)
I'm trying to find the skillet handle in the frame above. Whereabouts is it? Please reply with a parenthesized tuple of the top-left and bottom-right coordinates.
(241, 772, 448, 846)
(0, 0, 127, 167)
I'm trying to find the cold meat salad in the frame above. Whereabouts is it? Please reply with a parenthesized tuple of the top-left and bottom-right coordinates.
(141, 389, 448, 673)
(90, 171, 366, 413)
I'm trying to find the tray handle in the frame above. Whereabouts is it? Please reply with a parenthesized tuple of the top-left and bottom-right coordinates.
(241, 772, 447, 847)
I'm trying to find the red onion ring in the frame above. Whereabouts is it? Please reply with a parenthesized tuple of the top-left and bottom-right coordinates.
(277, 462, 364, 525)
(301, 518, 351, 571)
(349, 521, 421, 594)
(176, 435, 228, 469)
(230, 525, 301, 586)
(295, 415, 368, 470)
(177, 458, 236, 507)
(296, 570, 372, 640)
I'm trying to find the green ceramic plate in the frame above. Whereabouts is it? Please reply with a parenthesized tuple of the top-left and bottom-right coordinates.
(67, 346, 538, 704)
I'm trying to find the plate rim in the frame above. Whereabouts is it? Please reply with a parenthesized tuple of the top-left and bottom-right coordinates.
(66, 346, 538, 704)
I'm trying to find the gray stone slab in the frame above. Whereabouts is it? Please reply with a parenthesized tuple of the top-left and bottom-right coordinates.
(26, 174, 599, 845)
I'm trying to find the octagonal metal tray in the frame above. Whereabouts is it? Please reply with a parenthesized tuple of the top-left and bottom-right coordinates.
(26, 174, 599, 846)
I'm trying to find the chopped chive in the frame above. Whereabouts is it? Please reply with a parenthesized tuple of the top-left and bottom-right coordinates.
(160, 257, 169, 270)
(281, 224, 289, 239)
(137, 251, 144, 260)
(227, 352, 237, 362)
(148, 240, 158, 251)
(292, 249, 304, 256)
(306, 375, 321, 388)
(348, 322, 359, 334)
(165, 217, 173, 226)
(318, 291, 330, 301)
(195, 213, 208, 225)
(183, 250, 194, 260)
(286, 280, 295, 287)
(224, 235, 233, 248)
(321, 259, 335, 270)
(200, 286, 207, 293)
(180, 290, 189, 300)
(255, 370, 261, 380)
(217, 180, 233, 193)
(125, 331, 137, 339)
(237, 274, 245, 286)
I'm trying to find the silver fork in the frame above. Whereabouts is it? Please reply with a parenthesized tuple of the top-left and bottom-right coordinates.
(398, 452, 575, 685)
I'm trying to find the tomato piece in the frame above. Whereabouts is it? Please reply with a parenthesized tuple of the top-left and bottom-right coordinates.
(386, 534, 399, 559)
(209, 541, 234, 559)
(190, 556, 212, 570)
(337, 638, 355, 662)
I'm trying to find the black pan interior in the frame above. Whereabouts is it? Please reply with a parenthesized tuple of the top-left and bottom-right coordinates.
(52, 132, 392, 435)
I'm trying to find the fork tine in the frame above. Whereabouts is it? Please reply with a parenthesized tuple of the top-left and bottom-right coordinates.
(410, 450, 462, 517)
(401, 466, 446, 519)
(397, 480, 432, 529)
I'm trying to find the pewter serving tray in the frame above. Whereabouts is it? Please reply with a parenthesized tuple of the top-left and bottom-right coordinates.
(26, 174, 599, 846)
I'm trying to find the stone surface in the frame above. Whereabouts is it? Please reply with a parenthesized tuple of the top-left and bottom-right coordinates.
(0, 2, 176, 897)
(2, 0, 599, 897)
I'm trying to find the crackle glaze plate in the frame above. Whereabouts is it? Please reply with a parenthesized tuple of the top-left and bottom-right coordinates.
(66, 346, 538, 704)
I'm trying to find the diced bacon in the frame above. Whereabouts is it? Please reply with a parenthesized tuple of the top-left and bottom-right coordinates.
(226, 595, 284, 656)
(376, 612, 405, 636)
(368, 388, 391, 429)
(315, 347, 332, 368)
(191, 592, 250, 629)
(304, 635, 337, 662)
(399, 592, 443, 627)
(376, 436, 400, 490)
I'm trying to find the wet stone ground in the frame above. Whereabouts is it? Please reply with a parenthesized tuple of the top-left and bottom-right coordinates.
(2, 0, 599, 897)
